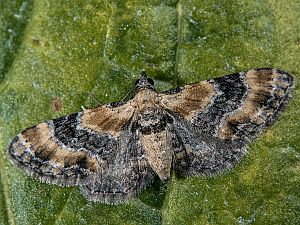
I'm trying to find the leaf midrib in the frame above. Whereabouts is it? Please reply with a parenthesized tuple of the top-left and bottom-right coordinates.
(0, 134, 15, 225)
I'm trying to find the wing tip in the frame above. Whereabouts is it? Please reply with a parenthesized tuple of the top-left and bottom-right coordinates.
(274, 68, 296, 92)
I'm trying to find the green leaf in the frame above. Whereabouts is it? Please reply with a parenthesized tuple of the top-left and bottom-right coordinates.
(0, 0, 299, 224)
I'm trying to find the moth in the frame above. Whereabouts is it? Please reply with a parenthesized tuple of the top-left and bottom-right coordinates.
(9, 68, 295, 204)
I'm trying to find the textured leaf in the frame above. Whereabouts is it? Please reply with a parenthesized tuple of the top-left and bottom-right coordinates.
(0, 0, 299, 224)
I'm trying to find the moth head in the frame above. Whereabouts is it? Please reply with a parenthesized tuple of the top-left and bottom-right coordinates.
(135, 71, 156, 91)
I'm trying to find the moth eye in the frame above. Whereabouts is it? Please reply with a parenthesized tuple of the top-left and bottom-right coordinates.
(135, 79, 140, 86)
(147, 78, 154, 85)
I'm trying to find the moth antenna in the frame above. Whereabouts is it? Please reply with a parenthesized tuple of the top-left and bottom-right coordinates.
(88, 91, 102, 106)
(121, 86, 135, 102)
